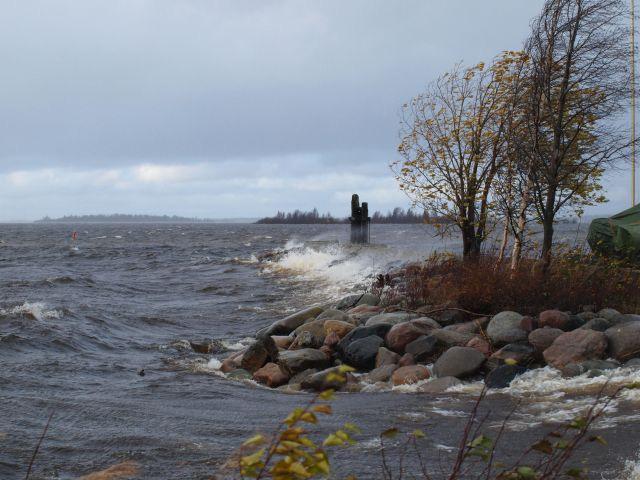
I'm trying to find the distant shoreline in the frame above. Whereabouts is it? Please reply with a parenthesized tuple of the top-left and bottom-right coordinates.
(34, 214, 257, 224)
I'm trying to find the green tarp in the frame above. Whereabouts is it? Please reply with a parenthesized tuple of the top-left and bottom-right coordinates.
(588, 204, 640, 258)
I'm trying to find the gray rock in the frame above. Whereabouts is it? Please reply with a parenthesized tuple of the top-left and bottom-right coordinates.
(561, 360, 620, 378)
(289, 368, 319, 385)
(291, 330, 323, 349)
(484, 365, 527, 389)
(577, 311, 598, 322)
(434, 346, 485, 379)
(405, 335, 439, 363)
(430, 329, 474, 347)
(278, 349, 330, 375)
(301, 367, 349, 391)
(336, 324, 393, 356)
(357, 293, 381, 307)
(486, 344, 535, 370)
(365, 312, 419, 327)
(343, 335, 385, 370)
(241, 336, 279, 373)
(417, 376, 462, 393)
(335, 294, 364, 310)
(605, 322, 640, 361)
(293, 319, 326, 340)
(597, 308, 622, 321)
(625, 358, 640, 368)
(486, 311, 526, 346)
(412, 317, 442, 329)
(375, 347, 401, 368)
(365, 364, 398, 383)
(581, 317, 612, 332)
(543, 329, 608, 369)
(257, 306, 324, 337)
(316, 309, 350, 322)
(433, 309, 467, 327)
(528, 328, 564, 355)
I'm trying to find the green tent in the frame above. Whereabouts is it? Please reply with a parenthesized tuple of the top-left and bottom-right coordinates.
(588, 204, 640, 258)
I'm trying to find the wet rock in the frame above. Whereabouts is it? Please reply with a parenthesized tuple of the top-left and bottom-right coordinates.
(301, 367, 349, 391)
(486, 311, 526, 346)
(317, 309, 350, 322)
(241, 336, 279, 373)
(625, 358, 640, 368)
(347, 305, 383, 324)
(342, 335, 385, 370)
(357, 293, 381, 307)
(221, 351, 245, 373)
(289, 368, 318, 385)
(543, 329, 608, 369)
(561, 359, 620, 378)
(484, 365, 527, 389)
(278, 349, 330, 375)
(486, 344, 535, 370)
(257, 306, 324, 336)
(434, 346, 485, 379)
(293, 319, 326, 340)
(272, 335, 294, 350)
(227, 369, 253, 381)
(528, 328, 563, 355)
(253, 362, 290, 388)
(375, 347, 401, 368)
(319, 345, 333, 359)
(189, 340, 223, 354)
(324, 320, 355, 339)
(323, 331, 340, 348)
(385, 321, 437, 353)
(335, 294, 364, 310)
(365, 364, 398, 383)
(581, 318, 611, 332)
(466, 336, 492, 357)
(412, 317, 442, 330)
(336, 325, 393, 356)
(448, 317, 489, 335)
(605, 322, 640, 361)
(365, 312, 419, 327)
(405, 335, 439, 363)
(417, 376, 462, 393)
(398, 353, 416, 367)
(391, 365, 430, 385)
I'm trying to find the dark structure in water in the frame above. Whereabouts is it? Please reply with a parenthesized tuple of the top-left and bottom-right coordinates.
(588, 204, 640, 259)
(350, 194, 370, 244)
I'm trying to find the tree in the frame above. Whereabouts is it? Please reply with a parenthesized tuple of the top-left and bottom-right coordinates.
(395, 52, 527, 257)
(522, 0, 631, 266)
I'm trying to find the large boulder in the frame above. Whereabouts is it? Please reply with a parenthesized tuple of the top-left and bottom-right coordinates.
(528, 328, 563, 355)
(486, 311, 526, 346)
(365, 312, 419, 327)
(385, 321, 436, 353)
(434, 347, 485, 378)
(484, 365, 528, 389)
(543, 329, 608, 370)
(221, 350, 245, 373)
(336, 325, 393, 356)
(316, 309, 350, 322)
(466, 336, 492, 357)
(253, 362, 290, 388)
(271, 335, 293, 350)
(486, 344, 535, 370)
(398, 353, 416, 367)
(561, 359, 620, 378)
(417, 376, 462, 393)
(335, 294, 363, 310)
(323, 320, 355, 339)
(375, 347, 401, 368)
(257, 306, 324, 336)
(357, 293, 381, 307)
(289, 330, 323, 350)
(278, 349, 330, 375)
(447, 317, 489, 335)
(289, 368, 318, 385)
(241, 336, 279, 373)
(347, 305, 383, 324)
(597, 308, 621, 322)
(323, 331, 340, 348)
(433, 309, 467, 327)
(293, 319, 326, 339)
(342, 335, 385, 370)
(405, 335, 439, 363)
(605, 322, 640, 361)
(391, 365, 430, 385)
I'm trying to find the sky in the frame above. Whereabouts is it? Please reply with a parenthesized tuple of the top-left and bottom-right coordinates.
(1, 0, 636, 221)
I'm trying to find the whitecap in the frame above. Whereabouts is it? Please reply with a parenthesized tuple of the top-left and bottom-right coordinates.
(0, 302, 63, 321)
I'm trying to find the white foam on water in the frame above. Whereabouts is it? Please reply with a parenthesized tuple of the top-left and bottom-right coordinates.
(617, 452, 640, 480)
(221, 337, 253, 351)
(207, 358, 222, 370)
(0, 302, 63, 321)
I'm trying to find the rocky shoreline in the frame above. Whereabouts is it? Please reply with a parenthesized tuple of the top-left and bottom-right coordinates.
(205, 264, 640, 394)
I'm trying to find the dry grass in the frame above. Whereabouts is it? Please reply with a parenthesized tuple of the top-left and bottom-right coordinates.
(401, 251, 640, 316)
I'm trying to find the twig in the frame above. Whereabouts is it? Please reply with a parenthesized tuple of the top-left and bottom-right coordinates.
(25, 411, 54, 480)
(385, 305, 492, 319)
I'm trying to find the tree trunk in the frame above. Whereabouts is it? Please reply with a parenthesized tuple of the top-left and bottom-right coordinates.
(497, 222, 509, 263)
(510, 180, 531, 270)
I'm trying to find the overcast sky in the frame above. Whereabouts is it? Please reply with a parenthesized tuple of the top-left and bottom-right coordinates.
(0, 0, 635, 221)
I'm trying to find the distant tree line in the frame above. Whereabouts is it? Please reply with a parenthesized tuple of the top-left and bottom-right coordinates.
(255, 207, 446, 224)
(36, 214, 220, 223)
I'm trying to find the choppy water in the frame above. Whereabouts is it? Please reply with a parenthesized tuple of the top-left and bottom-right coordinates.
(1, 223, 638, 479)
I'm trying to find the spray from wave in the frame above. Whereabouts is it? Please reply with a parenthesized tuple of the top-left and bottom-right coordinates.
(0, 302, 63, 321)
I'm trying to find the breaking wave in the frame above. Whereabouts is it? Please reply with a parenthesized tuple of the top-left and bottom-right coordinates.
(0, 302, 63, 321)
